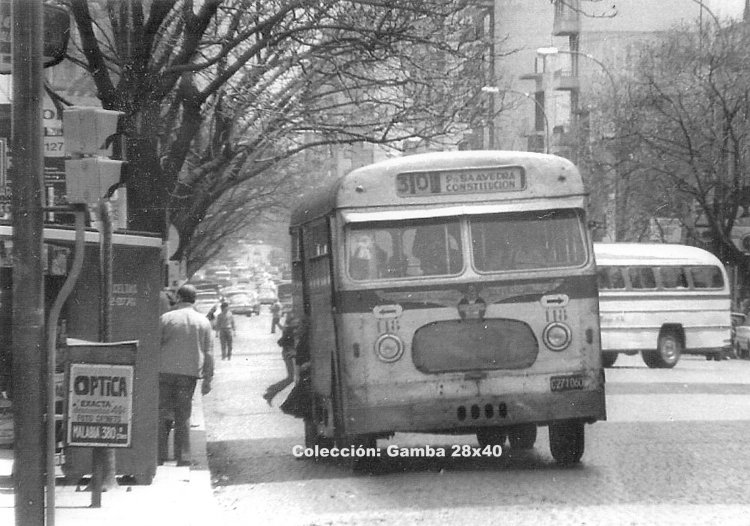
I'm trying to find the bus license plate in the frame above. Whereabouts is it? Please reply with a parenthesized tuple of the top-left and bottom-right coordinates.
(550, 375, 586, 392)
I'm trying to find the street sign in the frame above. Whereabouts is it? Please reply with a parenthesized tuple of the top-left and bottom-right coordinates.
(43, 100, 65, 158)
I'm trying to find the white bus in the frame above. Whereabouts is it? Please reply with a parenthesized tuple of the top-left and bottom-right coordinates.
(594, 243, 732, 368)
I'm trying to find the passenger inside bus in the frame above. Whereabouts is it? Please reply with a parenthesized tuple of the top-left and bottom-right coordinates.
(411, 224, 462, 275)
(349, 232, 388, 280)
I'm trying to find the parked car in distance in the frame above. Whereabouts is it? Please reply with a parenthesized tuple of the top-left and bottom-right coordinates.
(194, 290, 222, 315)
(187, 279, 221, 294)
(224, 289, 261, 316)
(257, 281, 278, 305)
(213, 270, 233, 288)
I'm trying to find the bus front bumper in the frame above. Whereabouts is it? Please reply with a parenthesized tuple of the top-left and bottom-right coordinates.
(342, 387, 606, 436)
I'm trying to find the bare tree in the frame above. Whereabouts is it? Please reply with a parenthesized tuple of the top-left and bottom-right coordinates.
(578, 17, 750, 268)
(61, 0, 492, 270)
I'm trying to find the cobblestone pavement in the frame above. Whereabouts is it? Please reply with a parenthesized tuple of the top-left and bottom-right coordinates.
(204, 314, 750, 526)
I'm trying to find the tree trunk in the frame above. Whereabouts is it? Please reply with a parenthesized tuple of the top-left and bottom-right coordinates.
(125, 137, 170, 236)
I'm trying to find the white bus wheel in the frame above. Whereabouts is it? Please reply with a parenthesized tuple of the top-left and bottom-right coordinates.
(656, 332, 682, 368)
(601, 353, 618, 368)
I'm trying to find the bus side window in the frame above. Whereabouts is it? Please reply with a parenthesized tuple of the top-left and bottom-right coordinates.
(659, 267, 688, 289)
(690, 266, 724, 289)
(596, 269, 609, 289)
(597, 266, 625, 289)
(628, 267, 656, 289)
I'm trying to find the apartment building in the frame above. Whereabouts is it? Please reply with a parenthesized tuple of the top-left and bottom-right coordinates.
(487, 0, 745, 157)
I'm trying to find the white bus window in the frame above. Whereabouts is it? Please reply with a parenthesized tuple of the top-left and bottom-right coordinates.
(689, 266, 724, 289)
(628, 267, 656, 289)
(659, 267, 688, 289)
(471, 209, 586, 272)
(347, 219, 462, 281)
(597, 266, 626, 290)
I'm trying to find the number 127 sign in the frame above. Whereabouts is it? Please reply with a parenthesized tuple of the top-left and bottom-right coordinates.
(66, 363, 134, 447)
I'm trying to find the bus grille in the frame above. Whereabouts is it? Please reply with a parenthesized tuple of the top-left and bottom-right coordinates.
(412, 319, 538, 372)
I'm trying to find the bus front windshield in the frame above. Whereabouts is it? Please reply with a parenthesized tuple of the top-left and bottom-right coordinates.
(345, 210, 587, 281)
(471, 209, 587, 272)
(347, 218, 463, 280)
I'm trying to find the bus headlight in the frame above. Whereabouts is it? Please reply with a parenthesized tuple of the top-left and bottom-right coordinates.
(543, 322, 572, 351)
(375, 334, 404, 362)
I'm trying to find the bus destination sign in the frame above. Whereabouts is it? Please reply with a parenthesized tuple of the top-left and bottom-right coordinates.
(396, 166, 526, 197)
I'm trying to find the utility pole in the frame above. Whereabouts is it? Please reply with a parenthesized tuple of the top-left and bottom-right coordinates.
(11, 0, 46, 524)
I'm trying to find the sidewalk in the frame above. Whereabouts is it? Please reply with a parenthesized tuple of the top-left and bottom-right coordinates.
(0, 392, 220, 526)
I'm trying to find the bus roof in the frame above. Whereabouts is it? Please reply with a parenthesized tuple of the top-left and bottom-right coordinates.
(594, 243, 724, 267)
(290, 151, 584, 227)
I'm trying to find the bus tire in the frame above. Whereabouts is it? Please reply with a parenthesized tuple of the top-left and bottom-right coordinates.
(549, 421, 584, 465)
(304, 417, 334, 450)
(476, 426, 507, 448)
(508, 424, 537, 450)
(601, 353, 618, 368)
(654, 332, 682, 368)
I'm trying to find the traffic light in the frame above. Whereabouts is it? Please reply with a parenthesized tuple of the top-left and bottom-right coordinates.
(63, 106, 126, 205)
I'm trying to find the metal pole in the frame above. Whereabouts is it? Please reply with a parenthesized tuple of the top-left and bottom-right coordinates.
(90, 199, 118, 507)
(11, 0, 45, 524)
(44, 204, 87, 526)
(481, 87, 550, 154)
(509, 91, 550, 154)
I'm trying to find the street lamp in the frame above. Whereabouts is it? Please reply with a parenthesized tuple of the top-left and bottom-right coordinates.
(480, 86, 551, 154)
(537, 46, 620, 241)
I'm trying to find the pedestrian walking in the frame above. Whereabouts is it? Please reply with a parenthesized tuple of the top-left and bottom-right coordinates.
(270, 299, 283, 333)
(215, 301, 236, 360)
(263, 314, 297, 405)
(280, 315, 312, 420)
(158, 284, 214, 466)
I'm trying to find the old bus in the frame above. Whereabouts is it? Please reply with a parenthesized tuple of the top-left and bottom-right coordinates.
(594, 242, 732, 368)
(289, 151, 606, 465)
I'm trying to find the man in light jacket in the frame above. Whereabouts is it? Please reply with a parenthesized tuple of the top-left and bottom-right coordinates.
(158, 284, 214, 466)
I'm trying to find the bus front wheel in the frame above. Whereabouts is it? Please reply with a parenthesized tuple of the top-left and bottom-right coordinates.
(549, 421, 584, 465)
(476, 426, 507, 448)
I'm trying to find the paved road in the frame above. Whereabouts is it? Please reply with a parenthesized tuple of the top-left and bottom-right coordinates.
(203, 311, 750, 525)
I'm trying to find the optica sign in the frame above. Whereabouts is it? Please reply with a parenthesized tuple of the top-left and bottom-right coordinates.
(66, 363, 134, 447)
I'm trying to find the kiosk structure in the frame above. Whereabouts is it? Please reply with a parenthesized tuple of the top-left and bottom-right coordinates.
(0, 224, 163, 484)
